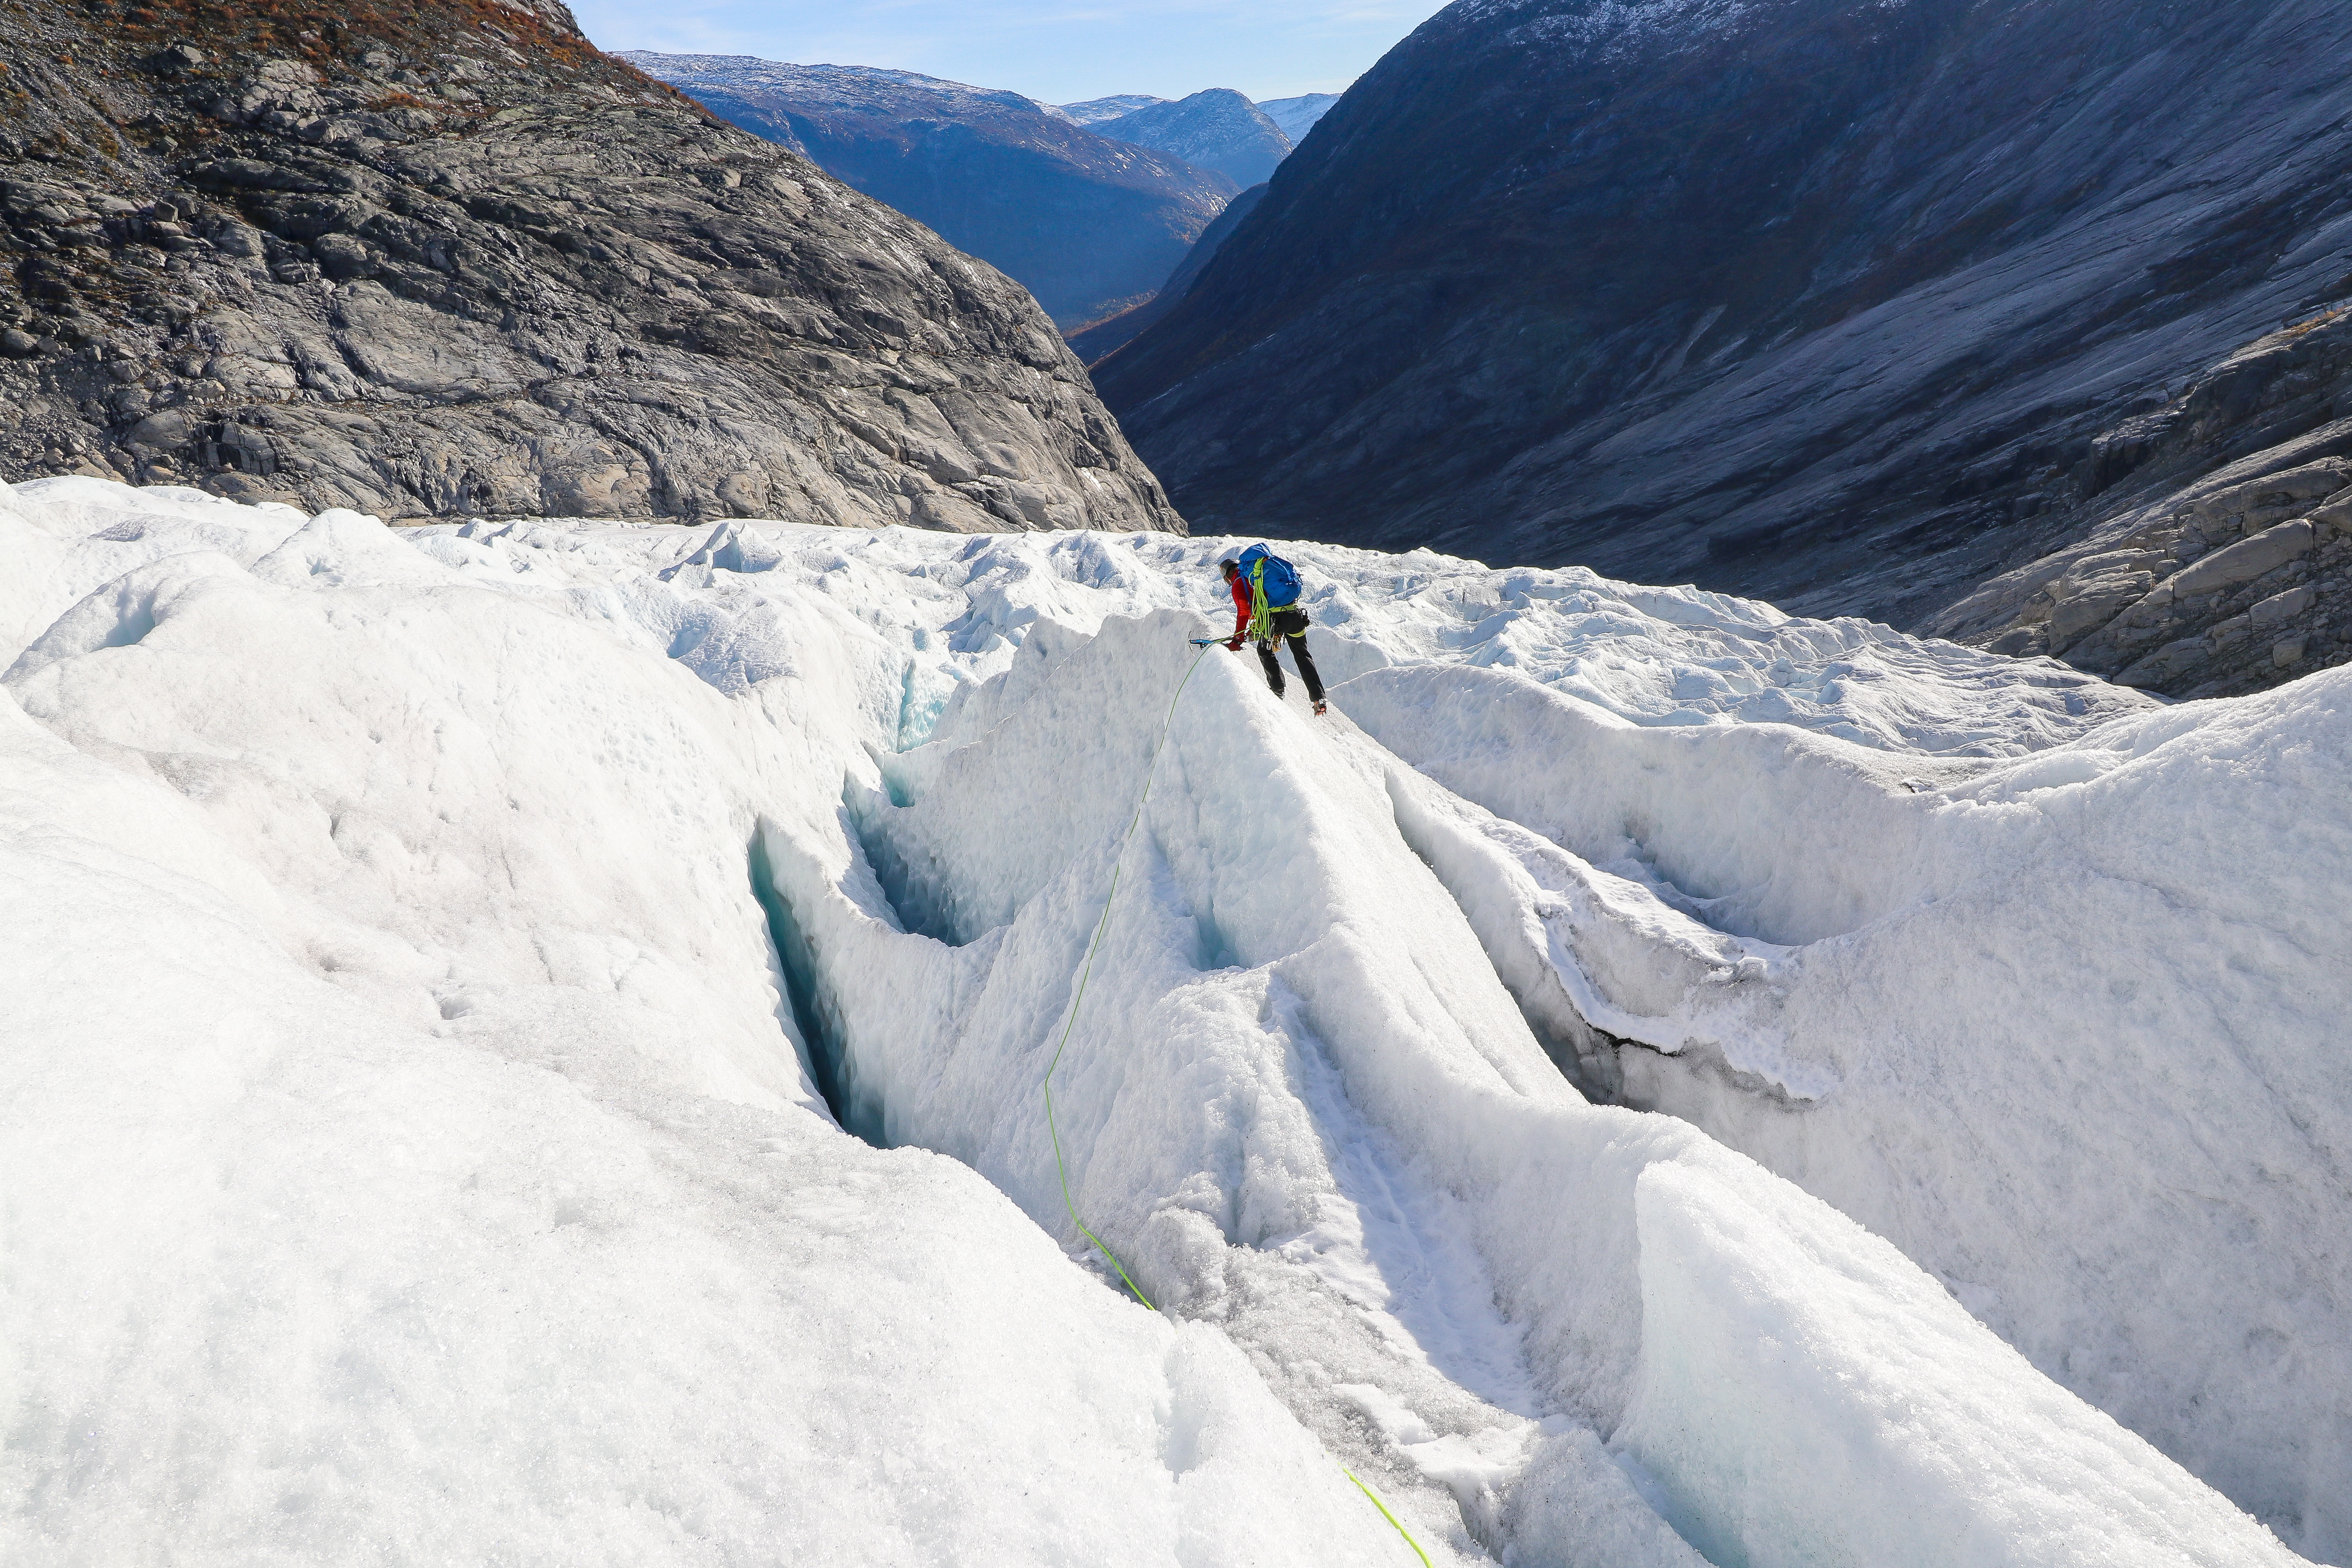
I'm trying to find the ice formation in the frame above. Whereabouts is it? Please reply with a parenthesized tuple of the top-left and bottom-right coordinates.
(2, 477, 2341, 1566)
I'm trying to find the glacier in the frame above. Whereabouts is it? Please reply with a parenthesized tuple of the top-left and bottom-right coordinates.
(2, 475, 2343, 1566)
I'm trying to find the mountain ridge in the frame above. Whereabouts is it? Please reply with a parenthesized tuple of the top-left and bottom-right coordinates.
(619, 53, 1236, 333)
(1059, 93, 1164, 125)
(1092, 89, 1290, 189)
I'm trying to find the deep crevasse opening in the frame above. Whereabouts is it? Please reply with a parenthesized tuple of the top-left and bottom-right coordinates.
(749, 825, 873, 1142)
(1336, 660, 2352, 1556)
(3, 485, 2338, 1567)
(3, 492, 1449, 1567)
(757, 616, 1676, 1562)
(751, 607, 2310, 1567)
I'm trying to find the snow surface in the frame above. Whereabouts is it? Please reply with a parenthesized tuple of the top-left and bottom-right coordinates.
(1345, 661, 2352, 1551)
(2, 477, 2336, 1566)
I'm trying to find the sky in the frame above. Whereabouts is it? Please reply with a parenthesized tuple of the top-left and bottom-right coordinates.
(568, 0, 1455, 105)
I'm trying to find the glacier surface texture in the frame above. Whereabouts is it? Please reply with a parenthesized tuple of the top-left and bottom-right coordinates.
(2, 476, 2345, 1566)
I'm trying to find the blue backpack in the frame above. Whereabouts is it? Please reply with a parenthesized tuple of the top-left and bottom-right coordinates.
(1236, 543, 1303, 611)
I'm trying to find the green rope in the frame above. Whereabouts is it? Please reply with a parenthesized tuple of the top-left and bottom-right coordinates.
(1043, 637, 1436, 1568)
(1345, 1469, 1436, 1568)
(1043, 641, 1213, 1310)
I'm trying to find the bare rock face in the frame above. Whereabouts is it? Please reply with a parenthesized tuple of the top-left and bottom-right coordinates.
(0, 0, 1183, 532)
(1932, 311, 2352, 697)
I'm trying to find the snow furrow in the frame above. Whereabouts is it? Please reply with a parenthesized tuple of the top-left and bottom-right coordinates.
(1338, 659, 2352, 1557)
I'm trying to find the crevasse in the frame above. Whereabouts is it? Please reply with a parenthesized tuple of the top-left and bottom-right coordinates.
(2, 478, 2340, 1566)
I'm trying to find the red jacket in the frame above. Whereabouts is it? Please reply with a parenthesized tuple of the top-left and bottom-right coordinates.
(1228, 572, 1254, 641)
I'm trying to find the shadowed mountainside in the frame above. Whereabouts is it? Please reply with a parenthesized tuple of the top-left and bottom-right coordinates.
(1066, 183, 1267, 366)
(1094, 0, 2352, 674)
(624, 54, 1236, 332)
(0, 3, 1182, 531)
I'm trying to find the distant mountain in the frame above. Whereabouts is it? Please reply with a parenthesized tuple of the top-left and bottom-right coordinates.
(1060, 94, 1165, 125)
(1065, 185, 1269, 366)
(1257, 94, 1340, 144)
(1093, 0, 2352, 695)
(1093, 90, 1290, 189)
(624, 55, 1235, 330)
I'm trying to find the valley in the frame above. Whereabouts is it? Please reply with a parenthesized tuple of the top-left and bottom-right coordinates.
(5, 2, 2350, 1564)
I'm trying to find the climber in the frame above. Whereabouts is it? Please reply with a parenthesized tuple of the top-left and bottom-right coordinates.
(1221, 546, 1327, 715)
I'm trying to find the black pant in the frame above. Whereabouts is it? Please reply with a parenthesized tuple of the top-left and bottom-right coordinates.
(1255, 609, 1324, 702)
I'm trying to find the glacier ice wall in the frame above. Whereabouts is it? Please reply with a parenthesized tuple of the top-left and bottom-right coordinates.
(1, 477, 2338, 1565)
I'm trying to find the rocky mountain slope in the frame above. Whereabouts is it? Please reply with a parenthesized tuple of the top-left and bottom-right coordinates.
(1065, 183, 1267, 365)
(1927, 309, 2352, 697)
(1257, 93, 1340, 145)
(0, 3, 1182, 531)
(1094, 0, 2352, 692)
(624, 55, 1235, 332)
(1093, 90, 1290, 188)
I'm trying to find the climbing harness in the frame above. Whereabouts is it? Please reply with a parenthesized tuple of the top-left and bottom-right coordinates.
(1042, 633, 1432, 1567)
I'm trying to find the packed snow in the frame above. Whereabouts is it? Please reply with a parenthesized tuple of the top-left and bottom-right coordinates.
(2, 476, 2341, 1566)
(1349, 659, 2352, 1546)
